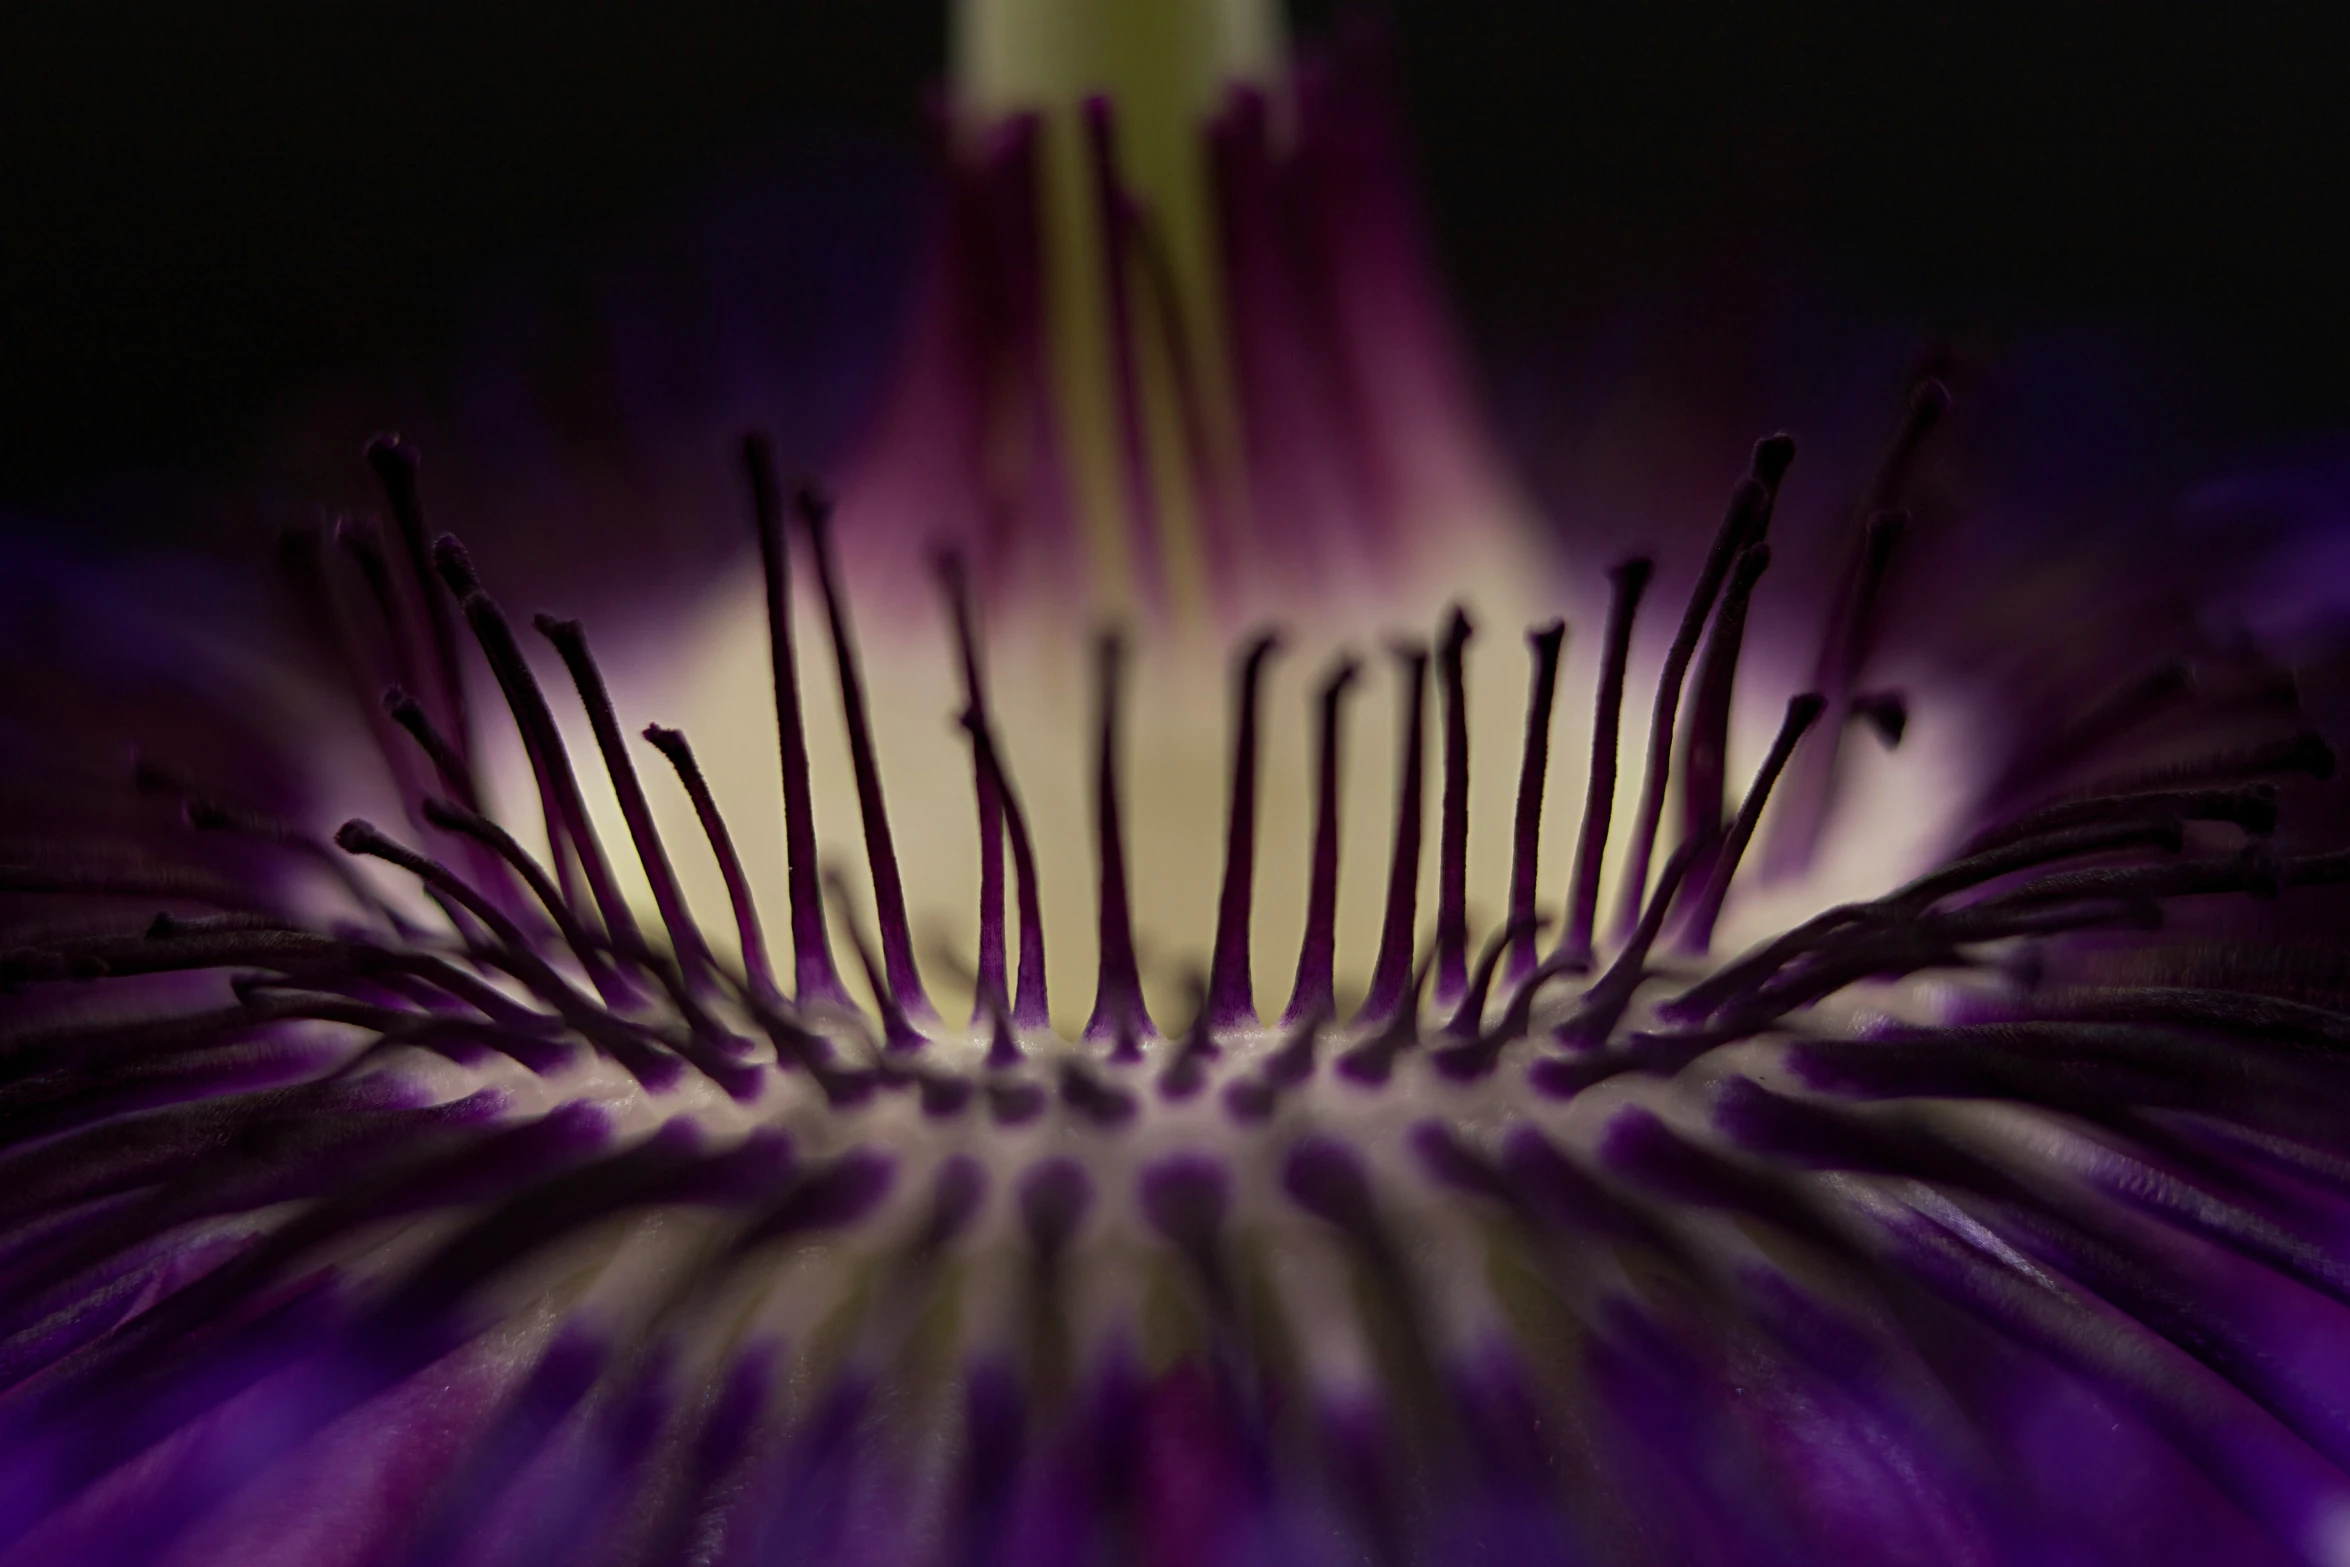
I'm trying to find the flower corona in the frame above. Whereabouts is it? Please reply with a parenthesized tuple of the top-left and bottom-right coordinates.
(5, 7, 2350, 1567)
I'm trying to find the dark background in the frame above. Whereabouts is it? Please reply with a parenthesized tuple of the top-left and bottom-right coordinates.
(7, 1, 2349, 520)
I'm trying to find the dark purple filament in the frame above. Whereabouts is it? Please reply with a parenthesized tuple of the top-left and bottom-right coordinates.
(643, 723, 780, 1002)
(1354, 643, 1428, 1030)
(1084, 631, 1150, 1048)
(937, 550, 1008, 1024)
(1613, 448, 1784, 939)
(1433, 606, 1475, 1008)
(1561, 557, 1651, 966)
(1282, 657, 1359, 1026)
(797, 486, 935, 1023)
(5, 398, 2342, 1567)
(1206, 632, 1282, 1030)
(1505, 621, 1567, 985)
(744, 434, 847, 1009)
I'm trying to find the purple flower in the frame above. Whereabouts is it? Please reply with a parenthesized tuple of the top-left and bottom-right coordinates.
(7, 11, 2350, 1567)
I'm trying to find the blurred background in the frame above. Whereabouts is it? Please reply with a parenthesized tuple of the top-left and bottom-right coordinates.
(6, 1, 2349, 548)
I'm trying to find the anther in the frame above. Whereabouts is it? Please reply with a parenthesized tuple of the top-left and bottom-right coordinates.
(1205, 632, 1282, 1031)
(1282, 657, 1360, 1026)
(1561, 558, 1651, 967)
